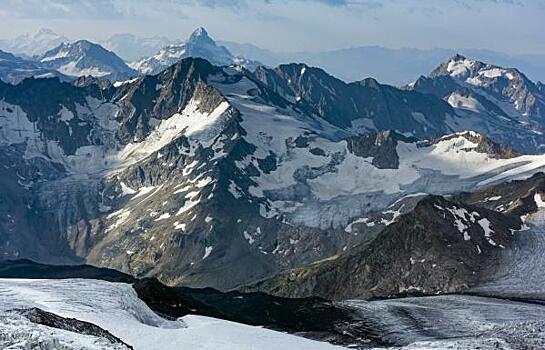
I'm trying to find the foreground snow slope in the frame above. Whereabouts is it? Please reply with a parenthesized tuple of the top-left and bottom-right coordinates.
(0, 279, 345, 350)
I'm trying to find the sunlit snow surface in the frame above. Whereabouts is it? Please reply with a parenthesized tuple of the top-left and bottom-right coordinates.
(0, 279, 345, 350)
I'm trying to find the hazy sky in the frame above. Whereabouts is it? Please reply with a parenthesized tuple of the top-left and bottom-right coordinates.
(0, 0, 543, 55)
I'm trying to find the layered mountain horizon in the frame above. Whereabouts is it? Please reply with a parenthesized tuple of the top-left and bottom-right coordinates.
(3, 25, 545, 350)
(2, 26, 545, 84)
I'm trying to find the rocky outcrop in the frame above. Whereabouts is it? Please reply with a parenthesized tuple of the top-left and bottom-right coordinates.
(113, 58, 223, 143)
(346, 130, 417, 169)
(458, 172, 545, 216)
(13, 308, 133, 349)
(244, 195, 522, 300)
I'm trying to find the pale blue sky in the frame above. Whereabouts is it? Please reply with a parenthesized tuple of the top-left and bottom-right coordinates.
(0, 0, 543, 55)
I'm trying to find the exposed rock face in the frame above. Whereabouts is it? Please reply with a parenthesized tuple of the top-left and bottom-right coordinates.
(346, 131, 417, 169)
(459, 172, 545, 216)
(113, 58, 224, 143)
(538, 81, 545, 94)
(243, 196, 522, 300)
(253, 63, 455, 138)
(13, 308, 132, 349)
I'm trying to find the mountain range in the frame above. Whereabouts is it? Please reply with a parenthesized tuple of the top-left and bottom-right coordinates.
(1, 50, 545, 291)
(3, 26, 545, 350)
(221, 41, 545, 86)
(0, 28, 70, 58)
(3, 27, 545, 85)
(0, 28, 256, 84)
(129, 27, 259, 75)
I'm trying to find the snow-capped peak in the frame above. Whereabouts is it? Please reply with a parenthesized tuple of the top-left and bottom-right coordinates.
(436, 54, 522, 86)
(130, 27, 259, 75)
(38, 40, 137, 81)
(409, 54, 545, 133)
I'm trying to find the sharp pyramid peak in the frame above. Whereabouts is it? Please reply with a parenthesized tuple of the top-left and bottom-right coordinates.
(189, 27, 211, 41)
(450, 53, 467, 62)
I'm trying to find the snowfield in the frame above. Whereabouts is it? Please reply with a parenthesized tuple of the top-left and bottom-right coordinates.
(212, 75, 545, 229)
(0, 279, 346, 350)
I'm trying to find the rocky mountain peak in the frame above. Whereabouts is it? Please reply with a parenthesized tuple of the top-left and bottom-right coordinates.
(184, 27, 224, 54)
(188, 27, 211, 43)
(408, 55, 545, 152)
(43, 40, 109, 57)
(356, 77, 381, 89)
(129, 28, 241, 75)
(0, 49, 68, 84)
(450, 53, 467, 62)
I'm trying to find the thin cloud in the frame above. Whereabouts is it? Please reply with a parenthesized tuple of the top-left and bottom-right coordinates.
(0, 0, 384, 19)
(1, 0, 123, 19)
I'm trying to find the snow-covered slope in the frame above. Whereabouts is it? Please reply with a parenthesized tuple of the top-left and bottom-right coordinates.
(0, 278, 345, 350)
(130, 27, 259, 75)
(38, 40, 138, 81)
